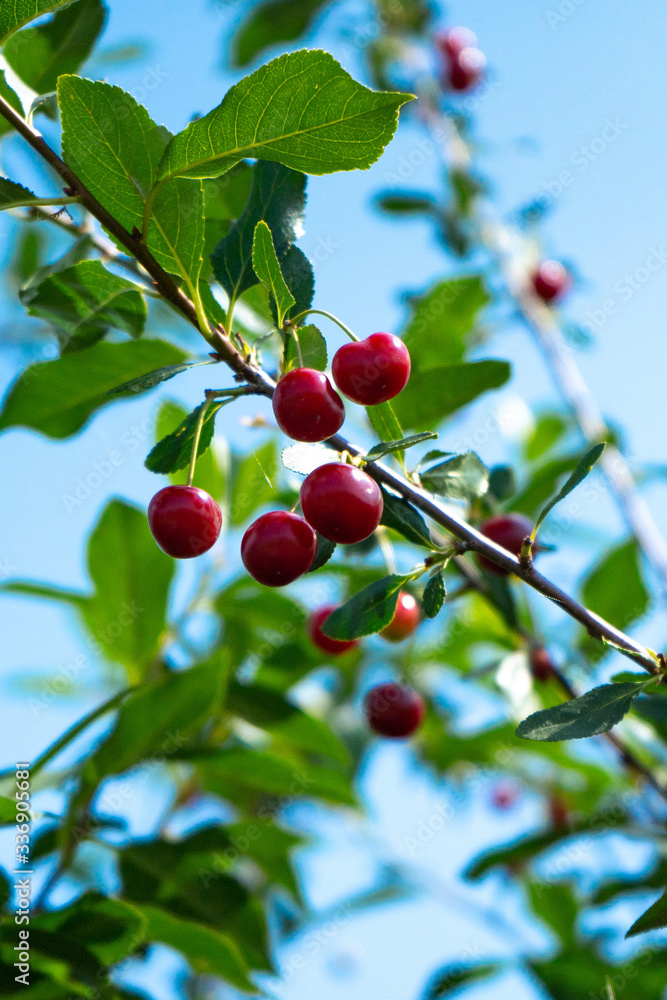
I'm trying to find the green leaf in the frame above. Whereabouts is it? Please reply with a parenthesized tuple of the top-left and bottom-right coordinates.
(532, 443, 605, 537)
(232, 0, 332, 67)
(227, 681, 349, 763)
(0, 70, 24, 138)
(139, 905, 255, 992)
(0, 176, 38, 208)
(58, 76, 205, 285)
(5, 0, 106, 94)
(153, 399, 226, 499)
(488, 464, 516, 502)
(512, 453, 583, 516)
(307, 532, 336, 572)
(20, 259, 146, 353)
(392, 360, 511, 430)
(81, 500, 174, 673)
(145, 401, 223, 475)
(420, 451, 489, 501)
(90, 661, 223, 778)
(322, 573, 412, 640)
(211, 160, 306, 303)
(365, 432, 437, 461)
(525, 412, 567, 462)
(424, 963, 499, 999)
(157, 49, 413, 181)
(230, 439, 278, 526)
(582, 540, 649, 636)
(106, 360, 209, 397)
(32, 893, 146, 966)
(379, 487, 433, 547)
(0, 0, 81, 45)
(0, 796, 16, 824)
(376, 190, 436, 216)
(516, 682, 648, 742)
(284, 323, 326, 371)
(402, 275, 489, 369)
(0, 339, 186, 438)
(367, 399, 403, 442)
(252, 220, 294, 326)
(626, 889, 667, 938)
(422, 571, 446, 618)
(277, 244, 315, 320)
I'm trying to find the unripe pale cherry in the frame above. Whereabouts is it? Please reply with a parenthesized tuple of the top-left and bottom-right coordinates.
(490, 782, 520, 812)
(309, 606, 358, 656)
(300, 463, 383, 544)
(476, 513, 534, 576)
(148, 485, 222, 559)
(436, 26, 478, 59)
(532, 260, 570, 303)
(380, 591, 420, 642)
(364, 682, 425, 738)
(272, 367, 345, 442)
(241, 510, 317, 587)
(332, 333, 411, 406)
(447, 46, 486, 92)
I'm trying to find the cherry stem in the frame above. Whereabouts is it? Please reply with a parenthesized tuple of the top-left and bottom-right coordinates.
(290, 308, 360, 342)
(285, 323, 304, 367)
(187, 398, 213, 487)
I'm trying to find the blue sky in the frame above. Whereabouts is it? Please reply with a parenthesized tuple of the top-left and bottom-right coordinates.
(1, 0, 667, 997)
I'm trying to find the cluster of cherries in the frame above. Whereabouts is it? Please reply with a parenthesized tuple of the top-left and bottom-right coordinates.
(436, 26, 486, 93)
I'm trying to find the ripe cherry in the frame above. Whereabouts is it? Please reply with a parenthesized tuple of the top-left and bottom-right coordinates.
(476, 513, 534, 576)
(148, 485, 222, 559)
(241, 510, 317, 587)
(530, 646, 555, 683)
(549, 793, 570, 829)
(447, 47, 486, 92)
(364, 682, 425, 738)
(437, 26, 477, 59)
(272, 368, 345, 443)
(332, 333, 411, 406)
(532, 260, 570, 303)
(300, 463, 383, 544)
(309, 606, 358, 656)
(380, 591, 420, 642)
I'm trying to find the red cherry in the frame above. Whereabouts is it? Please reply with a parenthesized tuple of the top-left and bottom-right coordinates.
(380, 591, 420, 642)
(476, 513, 534, 576)
(331, 333, 411, 406)
(530, 646, 555, 682)
(532, 260, 570, 303)
(300, 463, 383, 544)
(437, 26, 477, 59)
(364, 682, 425, 738)
(309, 606, 358, 656)
(490, 782, 520, 811)
(148, 485, 222, 559)
(241, 511, 317, 587)
(447, 47, 486, 92)
(272, 368, 345, 442)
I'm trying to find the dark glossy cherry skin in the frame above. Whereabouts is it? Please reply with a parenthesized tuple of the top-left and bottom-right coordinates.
(437, 26, 477, 59)
(364, 682, 425, 739)
(447, 47, 486, 92)
(272, 368, 345, 443)
(309, 605, 359, 656)
(476, 513, 534, 576)
(241, 510, 317, 587)
(332, 333, 411, 406)
(530, 646, 555, 682)
(148, 485, 222, 559)
(532, 260, 570, 303)
(300, 463, 383, 544)
(380, 591, 420, 642)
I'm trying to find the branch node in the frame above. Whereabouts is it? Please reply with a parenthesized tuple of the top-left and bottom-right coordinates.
(62, 185, 77, 197)
(131, 225, 142, 242)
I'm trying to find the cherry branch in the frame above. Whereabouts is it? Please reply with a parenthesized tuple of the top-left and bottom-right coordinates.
(0, 96, 661, 679)
(419, 98, 667, 595)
